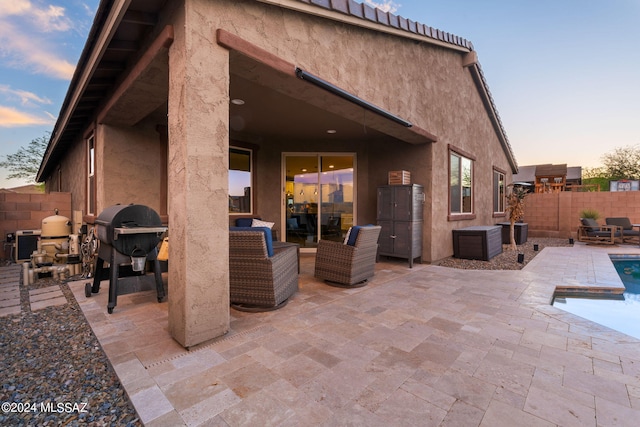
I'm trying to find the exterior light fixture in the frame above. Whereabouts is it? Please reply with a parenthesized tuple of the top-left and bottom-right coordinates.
(231, 99, 245, 105)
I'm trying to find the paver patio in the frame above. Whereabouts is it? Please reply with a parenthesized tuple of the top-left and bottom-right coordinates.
(68, 243, 640, 426)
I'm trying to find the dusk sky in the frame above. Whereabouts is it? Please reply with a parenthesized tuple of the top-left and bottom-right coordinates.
(1, 0, 638, 188)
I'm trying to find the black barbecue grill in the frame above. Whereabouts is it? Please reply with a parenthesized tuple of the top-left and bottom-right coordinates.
(88, 204, 167, 313)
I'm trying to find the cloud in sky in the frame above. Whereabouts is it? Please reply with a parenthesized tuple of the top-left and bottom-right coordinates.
(0, 0, 76, 79)
(364, 0, 401, 14)
(0, 85, 52, 106)
(0, 105, 55, 127)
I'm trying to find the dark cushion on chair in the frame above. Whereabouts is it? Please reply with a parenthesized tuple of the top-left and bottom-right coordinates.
(235, 218, 259, 227)
(230, 226, 273, 257)
(345, 225, 376, 246)
(287, 218, 299, 229)
(606, 217, 633, 230)
(581, 218, 600, 231)
(345, 226, 362, 246)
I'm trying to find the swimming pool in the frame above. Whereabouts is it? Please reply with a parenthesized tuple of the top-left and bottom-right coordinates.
(552, 255, 640, 340)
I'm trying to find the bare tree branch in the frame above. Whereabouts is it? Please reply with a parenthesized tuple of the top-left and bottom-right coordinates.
(0, 133, 49, 183)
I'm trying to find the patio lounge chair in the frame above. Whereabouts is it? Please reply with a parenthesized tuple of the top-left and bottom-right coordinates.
(577, 218, 621, 245)
(314, 225, 381, 287)
(605, 217, 640, 243)
(229, 227, 298, 311)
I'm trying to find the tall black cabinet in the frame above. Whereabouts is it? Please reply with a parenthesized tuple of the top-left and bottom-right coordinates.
(377, 184, 424, 267)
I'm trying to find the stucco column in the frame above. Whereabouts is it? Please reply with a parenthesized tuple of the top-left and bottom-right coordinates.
(166, 6, 229, 347)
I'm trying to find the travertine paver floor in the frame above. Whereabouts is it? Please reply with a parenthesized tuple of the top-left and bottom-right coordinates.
(68, 243, 640, 426)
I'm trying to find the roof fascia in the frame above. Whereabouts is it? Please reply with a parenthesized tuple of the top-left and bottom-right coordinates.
(256, 0, 470, 53)
(37, 0, 133, 181)
(464, 57, 519, 174)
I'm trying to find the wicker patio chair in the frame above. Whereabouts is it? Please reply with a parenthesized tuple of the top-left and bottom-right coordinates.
(314, 225, 381, 287)
(605, 217, 640, 243)
(577, 218, 621, 245)
(229, 228, 298, 311)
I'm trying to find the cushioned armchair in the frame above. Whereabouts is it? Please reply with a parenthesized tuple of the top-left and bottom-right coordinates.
(229, 227, 298, 311)
(234, 217, 278, 241)
(605, 217, 639, 243)
(314, 225, 381, 287)
(577, 218, 621, 245)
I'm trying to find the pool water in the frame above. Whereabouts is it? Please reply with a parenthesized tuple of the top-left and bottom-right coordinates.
(552, 255, 640, 340)
(612, 257, 640, 293)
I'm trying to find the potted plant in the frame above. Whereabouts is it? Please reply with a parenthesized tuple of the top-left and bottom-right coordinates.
(579, 208, 600, 220)
(506, 184, 528, 251)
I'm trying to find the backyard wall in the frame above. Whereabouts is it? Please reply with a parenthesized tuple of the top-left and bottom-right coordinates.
(524, 191, 640, 239)
(0, 192, 72, 260)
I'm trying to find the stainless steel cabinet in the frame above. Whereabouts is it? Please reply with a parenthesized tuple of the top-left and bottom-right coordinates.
(377, 184, 424, 267)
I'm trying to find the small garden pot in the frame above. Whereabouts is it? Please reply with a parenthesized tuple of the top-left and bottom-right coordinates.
(517, 253, 525, 263)
(533, 244, 539, 251)
(569, 238, 574, 244)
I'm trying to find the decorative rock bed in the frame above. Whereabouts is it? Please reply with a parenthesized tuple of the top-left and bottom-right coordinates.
(437, 237, 573, 270)
(0, 269, 140, 426)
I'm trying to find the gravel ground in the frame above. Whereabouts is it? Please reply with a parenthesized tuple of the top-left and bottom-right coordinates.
(0, 266, 141, 426)
(437, 237, 573, 270)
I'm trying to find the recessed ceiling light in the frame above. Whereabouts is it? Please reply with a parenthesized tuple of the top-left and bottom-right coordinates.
(329, 165, 334, 169)
(326, 129, 337, 134)
(301, 168, 307, 172)
(231, 99, 245, 105)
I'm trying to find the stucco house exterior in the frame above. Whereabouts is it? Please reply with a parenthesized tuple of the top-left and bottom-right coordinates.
(37, 0, 517, 347)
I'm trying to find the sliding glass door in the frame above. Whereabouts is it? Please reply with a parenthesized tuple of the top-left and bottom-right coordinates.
(284, 154, 355, 250)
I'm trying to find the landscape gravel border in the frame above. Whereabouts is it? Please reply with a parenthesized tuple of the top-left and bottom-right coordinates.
(0, 268, 141, 426)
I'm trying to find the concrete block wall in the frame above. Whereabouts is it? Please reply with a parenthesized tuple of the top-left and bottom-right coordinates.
(524, 192, 640, 238)
(0, 192, 72, 260)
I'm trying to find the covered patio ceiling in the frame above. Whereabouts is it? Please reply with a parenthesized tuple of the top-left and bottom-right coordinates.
(108, 47, 436, 146)
(227, 51, 434, 145)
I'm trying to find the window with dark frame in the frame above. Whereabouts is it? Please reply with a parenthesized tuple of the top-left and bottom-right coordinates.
(493, 169, 505, 214)
(450, 151, 473, 214)
(228, 146, 252, 214)
(87, 135, 95, 216)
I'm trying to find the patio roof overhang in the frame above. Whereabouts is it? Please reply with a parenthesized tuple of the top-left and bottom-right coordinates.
(219, 30, 438, 146)
(38, 0, 445, 183)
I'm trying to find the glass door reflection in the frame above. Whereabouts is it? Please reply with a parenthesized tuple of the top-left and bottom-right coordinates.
(284, 154, 354, 249)
(320, 156, 353, 243)
(285, 155, 319, 248)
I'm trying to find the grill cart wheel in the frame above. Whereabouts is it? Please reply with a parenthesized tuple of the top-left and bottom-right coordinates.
(85, 282, 92, 298)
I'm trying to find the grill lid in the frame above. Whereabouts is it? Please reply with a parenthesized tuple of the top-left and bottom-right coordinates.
(95, 204, 165, 256)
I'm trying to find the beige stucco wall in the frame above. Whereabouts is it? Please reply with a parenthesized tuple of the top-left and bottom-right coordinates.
(45, 130, 86, 215)
(207, 0, 513, 263)
(100, 121, 163, 212)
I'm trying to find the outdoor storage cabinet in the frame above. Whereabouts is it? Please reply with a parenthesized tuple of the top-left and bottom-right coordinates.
(377, 184, 424, 267)
(453, 225, 502, 261)
(497, 222, 528, 245)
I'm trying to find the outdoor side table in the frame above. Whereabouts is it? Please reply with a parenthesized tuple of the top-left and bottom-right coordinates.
(453, 225, 502, 261)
